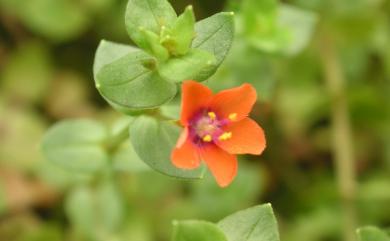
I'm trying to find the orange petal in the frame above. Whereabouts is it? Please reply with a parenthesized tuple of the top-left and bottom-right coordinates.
(216, 118, 266, 155)
(180, 80, 213, 125)
(209, 83, 256, 121)
(200, 144, 238, 187)
(171, 136, 201, 169)
(176, 127, 189, 148)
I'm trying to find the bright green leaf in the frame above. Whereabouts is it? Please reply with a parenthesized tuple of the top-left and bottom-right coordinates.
(192, 12, 235, 69)
(167, 5, 196, 56)
(139, 28, 169, 61)
(278, 4, 318, 55)
(125, 0, 177, 47)
(172, 220, 228, 241)
(0, 42, 52, 103)
(65, 181, 123, 239)
(112, 141, 150, 172)
(218, 203, 280, 241)
(357, 226, 390, 241)
(41, 119, 108, 172)
(94, 40, 177, 111)
(129, 115, 204, 179)
(158, 49, 216, 82)
(4, 0, 89, 41)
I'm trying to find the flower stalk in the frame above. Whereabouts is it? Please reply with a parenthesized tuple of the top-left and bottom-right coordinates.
(320, 35, 357, 241)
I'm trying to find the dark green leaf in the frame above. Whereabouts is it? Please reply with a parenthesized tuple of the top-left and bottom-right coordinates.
(129, 115, 204, 179)
(172, 220, 228, 241)
(41, 119, 108, 172)
(218, 203, 280, 241)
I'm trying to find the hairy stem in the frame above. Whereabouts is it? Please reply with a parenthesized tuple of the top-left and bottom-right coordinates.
(320, 35, 357, 241)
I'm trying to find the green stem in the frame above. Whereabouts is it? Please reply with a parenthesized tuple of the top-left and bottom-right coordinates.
(105, 120, 130, 154)
(320, 35, 357, 241)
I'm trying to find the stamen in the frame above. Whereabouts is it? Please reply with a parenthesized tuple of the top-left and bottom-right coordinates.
(229, 113, 237, 121)
(218, 132, 232, 141)
(208, 112, 216, 120)
(202, 134, 212, 142)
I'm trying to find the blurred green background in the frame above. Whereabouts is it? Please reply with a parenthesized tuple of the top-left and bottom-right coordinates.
(0, 0, 389, 240)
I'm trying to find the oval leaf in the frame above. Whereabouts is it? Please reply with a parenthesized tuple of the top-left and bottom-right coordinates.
(94, 40, 177, 111)
(172, 220, 228, 241)
(158, 49, 216, 82)
(125, 0, 177, 46)
(42, 119, 108, 172)
(357, 227, 390, 241)
(218, 203, 280, 241)
(129, 115, 204, 179)
(65, 181, 123, 238)
(192, 12, 234, 75)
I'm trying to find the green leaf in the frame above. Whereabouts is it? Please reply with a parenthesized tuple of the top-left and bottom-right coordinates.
(167, 5, 196, 56)
(129, 115, 204, 179)
(139, 28, 169, 61)
(192, 12, 234, 71)
(8, 0, 89, 41)
(41, 119, 108, 172)
(65, 181, 123, 239)
(218, 203, 280, 241)
(94, 40, 177, 111)
(158, 49, 216, 82)
(357, 227, 390, 241)
(125, 0, 177, 47)
(112, 141, 150, 172)
(278, 4, 318, 56)
(172, 220, 228, 241)
(0, 42, 52, 103)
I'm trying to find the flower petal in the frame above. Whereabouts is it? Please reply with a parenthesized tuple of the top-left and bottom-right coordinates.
(176, 127, 189, 148)
(180, 80, 213, 125)
(171, 137, 201, 169)
(216, 118, 266, 155)
(200, 144, 238, 187)
(210, 83, 256, 121)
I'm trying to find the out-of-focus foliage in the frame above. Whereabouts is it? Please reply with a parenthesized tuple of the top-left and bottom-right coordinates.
(0, 0, 389, 240)
(357, 226, 390, 241)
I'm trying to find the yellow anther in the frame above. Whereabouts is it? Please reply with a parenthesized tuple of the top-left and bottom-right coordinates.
(203, 135, 212, 142)
(228, 113, 237, 121)
(208, 112, 216, 120)
(218, 132, 232, 141)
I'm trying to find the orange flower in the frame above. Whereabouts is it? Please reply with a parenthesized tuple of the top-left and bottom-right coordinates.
(171, 81, 266, 187)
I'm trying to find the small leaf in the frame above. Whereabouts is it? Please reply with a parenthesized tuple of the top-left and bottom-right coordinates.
(278, 4, 318, 56)
(17, 0, 88, 41)
(125, 0, 177, 47)
(94, 40, 177, 111)
(112, 141, 150, 172)
(129, 115, 204, 179)
(42, 119, 108, 172)
(192, 12, 234, 69)
(65, 181, 123, 239)
(357, 226, 390, 241)
(167, 5, 196, 56)
(158, 49, 216, 82)
(138, 28, 169, 61)
(172, 220, 228, 241)
(218, 203, 280, 241)
(1, 42, 52, 103)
